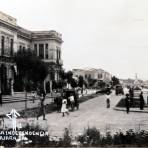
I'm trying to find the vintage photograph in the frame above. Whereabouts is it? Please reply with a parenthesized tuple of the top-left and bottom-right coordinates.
(0, 0, 148, 147)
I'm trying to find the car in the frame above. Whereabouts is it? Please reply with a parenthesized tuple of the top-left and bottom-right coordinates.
(115, 85, 124, 95)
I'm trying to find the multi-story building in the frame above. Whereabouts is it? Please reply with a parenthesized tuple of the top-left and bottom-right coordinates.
(0, 11, 63, 94)
(73, 68, 112, 83)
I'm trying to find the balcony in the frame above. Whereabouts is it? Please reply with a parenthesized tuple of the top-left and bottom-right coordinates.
(43, 58, 63, 65)
(43, 59, 56, 63)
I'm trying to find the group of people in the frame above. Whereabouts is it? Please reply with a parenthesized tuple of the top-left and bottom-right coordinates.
(125, 87, 145, 114)
(54, 90, 79, 117)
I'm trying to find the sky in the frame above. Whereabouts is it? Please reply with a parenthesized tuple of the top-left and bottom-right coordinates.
(0, 0, 148, 80)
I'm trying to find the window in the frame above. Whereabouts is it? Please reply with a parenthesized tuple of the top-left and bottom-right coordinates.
(34, 44, 37, 55)
(22, 47, 25, 52)
(59, 50, 61, 59)
(10, 39, 13, 56)
(98, 74, 102, 79)
(49, 49, 54, 60)
(85, 74, 87, 79)
(1, 36, 5, 55)
(19, 45, 22, 51)
(88, 74, 91, 79)
(45, 44, 48, 59)
(39, 44, 44, 58)
(56, 50, 59, 61)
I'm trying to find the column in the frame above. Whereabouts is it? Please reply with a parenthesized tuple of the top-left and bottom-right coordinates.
(37, 44, 39, 57)
(43, 44, 45, 59)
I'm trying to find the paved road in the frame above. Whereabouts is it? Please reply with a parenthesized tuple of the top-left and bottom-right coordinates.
(37, 92, 148, 136)
(3, 91, 148, 137)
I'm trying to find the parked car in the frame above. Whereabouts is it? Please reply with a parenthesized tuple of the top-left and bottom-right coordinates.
(115, 85, 124, 95)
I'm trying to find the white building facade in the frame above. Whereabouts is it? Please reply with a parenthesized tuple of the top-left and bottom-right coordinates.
(73, 68, 112, 83)
(0, 11, 63, 94)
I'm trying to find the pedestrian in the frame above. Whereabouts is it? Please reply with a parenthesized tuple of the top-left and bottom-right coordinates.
(61, 98, 69, 117)
(129, 87, 134, 105)
(37, 93, 46, 120)
(69, 93, 75, 111)
(106, 92, 110, 108)
(56, 96, 62, 113)
(32, 91, 36, 103)
(74, 90, 79, 110)
(140, 91, 144, 110)
(125, 94, 130, 114)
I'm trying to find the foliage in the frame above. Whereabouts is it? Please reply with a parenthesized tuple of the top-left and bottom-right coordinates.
(77, 128, 148, 147)
(61, 128, 72, 147)
(97, 80, 106, 88)
(78, 75, 84, 88)
(0, 129, 17, 147)
(78, 127, 101, 146)
(87, 78, 97, 88)
(112, 76, 120, 86)
(14, 49, 48, 91)
(20, 124, 49, 147)
(2, 124, 148, 147)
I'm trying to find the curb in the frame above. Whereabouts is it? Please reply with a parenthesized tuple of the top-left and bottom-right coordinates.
(114, 107, 148, 113)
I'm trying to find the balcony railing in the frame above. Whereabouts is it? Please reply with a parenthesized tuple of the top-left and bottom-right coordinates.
(43, 58, 63, 65)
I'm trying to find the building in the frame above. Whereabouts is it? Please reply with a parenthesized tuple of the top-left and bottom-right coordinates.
(73, 68, 112, 83)
(0, 11, 63, 94)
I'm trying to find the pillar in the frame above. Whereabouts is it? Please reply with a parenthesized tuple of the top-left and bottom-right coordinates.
(43, 44, 45, 59)
(37, 44, 39, 57)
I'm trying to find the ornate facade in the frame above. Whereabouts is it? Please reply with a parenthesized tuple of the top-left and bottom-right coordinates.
(0, 11, 63, 94)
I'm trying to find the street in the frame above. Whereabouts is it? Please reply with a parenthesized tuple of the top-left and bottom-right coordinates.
(36, 92, 148, 136)
(2, 91, 148, 137)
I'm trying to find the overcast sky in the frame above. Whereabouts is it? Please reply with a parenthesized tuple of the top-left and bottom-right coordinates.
(0, 0, 148, 80)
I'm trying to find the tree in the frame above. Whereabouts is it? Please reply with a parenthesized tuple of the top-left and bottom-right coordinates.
(14, 49, 48, 91)
(14, 49, 49, 110)
(78, 75, 84, 94)
(111, 76, 120, 86)
(66, 71, 73, 84)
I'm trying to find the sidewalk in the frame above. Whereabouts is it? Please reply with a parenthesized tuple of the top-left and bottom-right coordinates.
(0, 95, 53, 115)
(114, 106, 148, 113)
(0, 90, 96, 116)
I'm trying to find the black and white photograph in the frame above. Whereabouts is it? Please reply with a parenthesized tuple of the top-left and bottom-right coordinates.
(0, 0, 148, 147)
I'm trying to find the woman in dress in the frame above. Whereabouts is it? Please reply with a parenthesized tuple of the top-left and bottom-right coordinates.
(61, 98, 69, 117)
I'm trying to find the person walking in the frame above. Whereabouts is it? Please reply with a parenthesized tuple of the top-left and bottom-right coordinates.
(37, 93, 46, 120)
(32, 91, 36, 103)
(129, 87, 134, 105)
(140, 91, 144, 110)
(125, 94, 130, 114)
(74, 90, 79, 110)
(56, 96, 62, 113)
(61, 98, 69, 117)
(106, 92, 111, 108)
(69, 93, 75, 111)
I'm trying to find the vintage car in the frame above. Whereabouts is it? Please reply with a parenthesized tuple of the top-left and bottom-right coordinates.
(115, 85, 124, 95)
